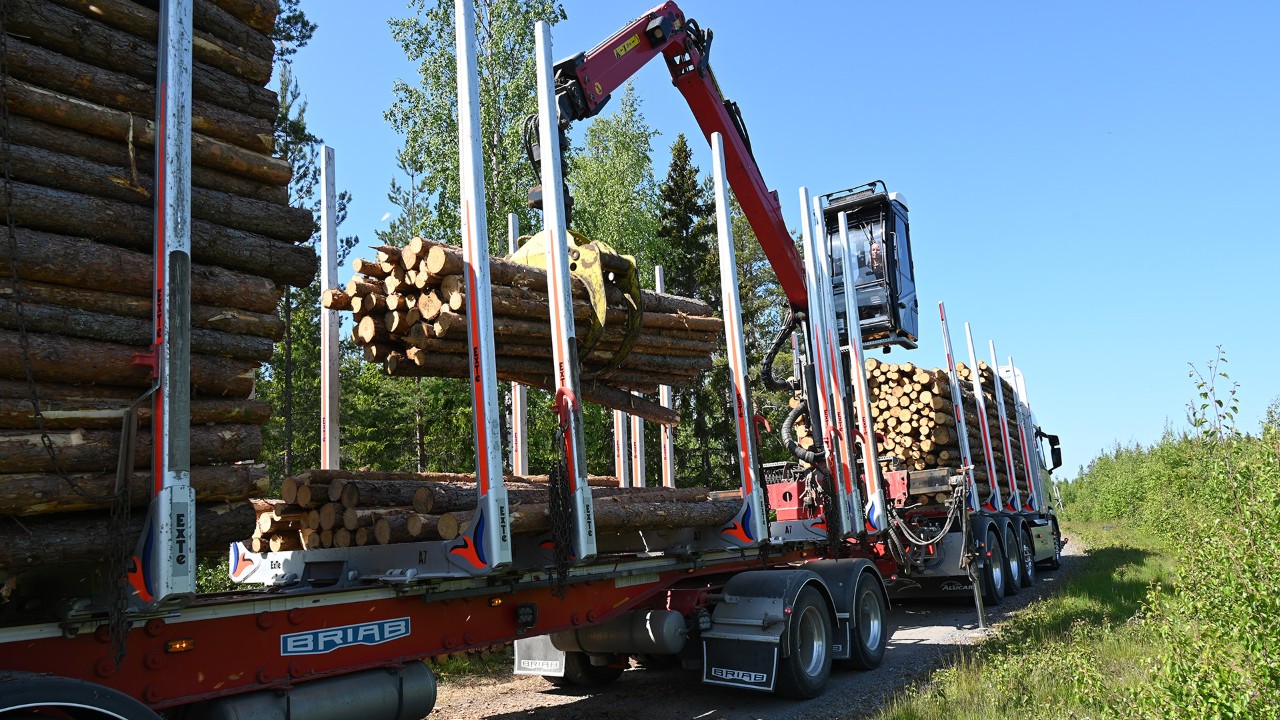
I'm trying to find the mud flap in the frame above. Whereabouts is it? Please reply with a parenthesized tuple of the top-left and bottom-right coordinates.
(830, 617, 853, 661)
(701, 636, 778, 692)
(513, 635, 566, 677)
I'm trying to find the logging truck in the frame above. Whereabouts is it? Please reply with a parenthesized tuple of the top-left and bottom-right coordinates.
(0, 1, 1061, 717)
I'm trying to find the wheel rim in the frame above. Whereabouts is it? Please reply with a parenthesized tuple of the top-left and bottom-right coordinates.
(1006, 532, 1021, 585)
(858, 588, 883, 652)
(1023, 536, 1035, 581)
(988, 535, 1004, 592)
(795, 604, 827, 677)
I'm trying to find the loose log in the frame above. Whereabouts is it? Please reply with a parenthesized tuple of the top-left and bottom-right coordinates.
(0, 299, 274, 362)
(0, 182, 316, 288)
(47, 0, 272, 84)
(0, 500, 253, 570)
(321, 289, 352, 311)
(4, 79, 290, 185)
(2, 279, 283, 340)
(5, 143, 313, 243)
(342, 506, 412, 532)
(0, 424, 262, 473)
(5, 0, 279, 120)
(0, 463, 267, 516)
(4, 35, 272, 153)
(406, 512, 461, 541)
(375, 515, 417, 544)
(208, 0, 278, 34)
(0, 330, 258, 396)
(0, 228, 281, 314)
(299, 527, 321, 550)
(269, 533, 302, 552)
(0, 397, 271, 430)
(318, 503, 343, 531)
(452, 499, 742, 537)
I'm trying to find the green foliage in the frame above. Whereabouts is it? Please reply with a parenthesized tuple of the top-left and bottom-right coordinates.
(886, 348, 1280, 719)
(385, 0, 564, 254)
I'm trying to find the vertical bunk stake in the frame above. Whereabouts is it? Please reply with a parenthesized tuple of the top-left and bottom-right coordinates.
(836, 212, 879, 534)
(630, 397, 646, 488)
(320, 146, 340, 470)
(939, 303, 985, 628)
(132, 0, 196, 607)
(447, 0, 511, 575)
(614, 409, 632, 488)
(989, 340, 1020, 511)
(964, 323, 1002, 512)
(508, 213, 528, 477)
(655, 265, 676, 488)
(798, 186, 849, 539)
(534, 19, 596, 563)
(712, 133, 767, 547)
(1006, 357, 1042, 513)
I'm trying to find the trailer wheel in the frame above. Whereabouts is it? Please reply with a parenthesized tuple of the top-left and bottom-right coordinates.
(1019, 527, 1037, 587)
(841, 572, 889, 671)
(775, 586, 832, 699)
(981, 529, 1005, 606)
(0, 672, 160, 719)
(546, 652, 625, 687)
(1002, 527, 1022, 596)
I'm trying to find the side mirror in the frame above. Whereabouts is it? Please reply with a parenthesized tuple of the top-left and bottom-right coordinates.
(1048, 435, 1063, 470)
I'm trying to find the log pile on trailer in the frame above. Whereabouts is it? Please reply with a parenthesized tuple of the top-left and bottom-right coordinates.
(0, 0, 315, 569)
(322, 236, 725, 424)
(248, 469, 736, 551)
(859, 357, 1030, 505)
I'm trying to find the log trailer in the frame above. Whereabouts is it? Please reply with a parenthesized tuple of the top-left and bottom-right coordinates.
(0, 1, 1059, 718)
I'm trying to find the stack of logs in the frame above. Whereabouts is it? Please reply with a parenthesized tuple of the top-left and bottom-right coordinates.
(248, 469, 744, 552)
(321, 237, 726, 425)
(860, 358, 1031, 506)
(0, 0, 312, 571)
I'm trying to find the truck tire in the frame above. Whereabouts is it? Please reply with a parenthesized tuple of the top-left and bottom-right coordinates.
(1002, 526, 1022, 596)
(842, 572, 889, 671)
(775, 586, 832, 699)
(1019, 527, 1037, 587)
(547, 652, 625, 687)
(0, 672, 161, 719)
(981, 529, 1005, 606)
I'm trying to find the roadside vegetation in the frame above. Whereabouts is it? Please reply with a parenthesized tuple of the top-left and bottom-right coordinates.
(878, 350, 1280, 719)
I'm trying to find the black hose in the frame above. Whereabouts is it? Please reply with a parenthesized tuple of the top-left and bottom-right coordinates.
(761, 312, 798, 392)
(781, 401, 818, 464)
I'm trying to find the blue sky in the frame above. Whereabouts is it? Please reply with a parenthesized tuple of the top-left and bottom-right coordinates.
(290, 1, 1280, 478)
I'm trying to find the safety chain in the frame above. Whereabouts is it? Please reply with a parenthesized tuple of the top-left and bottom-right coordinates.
(547, 425, 574, 599)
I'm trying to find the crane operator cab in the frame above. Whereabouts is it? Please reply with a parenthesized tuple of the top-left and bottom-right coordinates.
(822, 181, 919, 350)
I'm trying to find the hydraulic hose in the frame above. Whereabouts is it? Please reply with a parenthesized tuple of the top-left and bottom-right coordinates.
(781, 401, 818, 464)
(761, 312, 799, 392)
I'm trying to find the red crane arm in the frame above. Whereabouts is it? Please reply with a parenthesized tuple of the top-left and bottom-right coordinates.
(553, 2, 809, 310)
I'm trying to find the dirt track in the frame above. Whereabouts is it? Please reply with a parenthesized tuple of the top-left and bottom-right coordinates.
(429, 539, 1085, 720)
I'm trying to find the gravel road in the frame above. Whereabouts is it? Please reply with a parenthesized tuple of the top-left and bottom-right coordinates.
(429, 538, 1085, 720)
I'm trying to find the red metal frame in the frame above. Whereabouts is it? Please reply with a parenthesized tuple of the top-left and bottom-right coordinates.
(561, 2, 808, 310)
(1, 550, 814, 708)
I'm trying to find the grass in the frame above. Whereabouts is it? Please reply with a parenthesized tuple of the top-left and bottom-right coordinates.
(431, 645, 516, 685)
(873, 522, 1177, 720)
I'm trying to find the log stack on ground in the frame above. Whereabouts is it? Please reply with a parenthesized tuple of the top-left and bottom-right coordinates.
(858, 358, 1031, 507)
(323, 237, 726, 425)
(251, 469, 729, 551)
(0, 0, 315, 566)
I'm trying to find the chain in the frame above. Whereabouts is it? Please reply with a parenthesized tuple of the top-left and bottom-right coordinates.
(547, 425, 573, 598)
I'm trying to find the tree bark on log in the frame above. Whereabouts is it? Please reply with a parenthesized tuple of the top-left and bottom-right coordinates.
(452, 499, 743, 536)
(4, 35, 273, 153)
(0, 463, 267, 516)
(5, 142, 313, 243)
(47, 0, 272, 84)
(0, 500, 253, 570)
(406, 512, 461, 541)
(0, 397, 271, 429)
(0, 298, 274, 362)
(412, 483, 708, 514)
(0, 228, 281, 314)
(208, 0, 278, 34)
(0, 278, 284, 340)
(7, 114, 287, 205)
(6, 0, 279, 120)
(0, 182, 316, 288)
(0, 424, 262, 473)
(4, 78, 291, 185)
(0, 330, 258, 396)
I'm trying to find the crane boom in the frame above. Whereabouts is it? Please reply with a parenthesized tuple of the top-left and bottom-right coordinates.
(549, 1, 808, 310)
